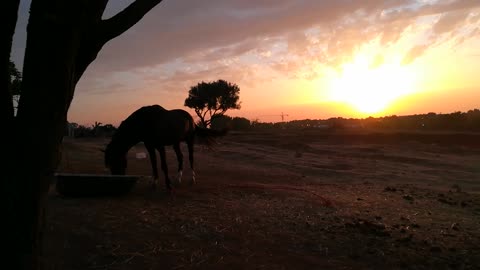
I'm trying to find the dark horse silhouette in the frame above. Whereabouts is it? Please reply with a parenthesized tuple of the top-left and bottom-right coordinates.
(104, 105, 226, 190)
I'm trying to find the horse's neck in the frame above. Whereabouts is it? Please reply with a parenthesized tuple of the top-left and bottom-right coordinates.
(111, 131, 140, 154)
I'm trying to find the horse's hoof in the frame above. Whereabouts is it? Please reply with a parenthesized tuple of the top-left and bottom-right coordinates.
(150, 178, 159, 190)
(190, 175, 196, 185)
(190, 171, 196, 185)
(176, 171, 183, 185)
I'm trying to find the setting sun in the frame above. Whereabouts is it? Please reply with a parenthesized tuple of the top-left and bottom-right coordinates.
(328, 55, 416, 115)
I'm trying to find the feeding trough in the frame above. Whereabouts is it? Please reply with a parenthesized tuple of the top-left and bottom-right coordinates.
(55, 173, 139, 197)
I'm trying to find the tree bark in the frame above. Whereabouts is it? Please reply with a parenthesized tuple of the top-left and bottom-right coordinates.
(2, 0, 164, 269)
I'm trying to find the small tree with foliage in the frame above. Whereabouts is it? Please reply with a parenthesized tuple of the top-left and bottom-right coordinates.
(184, 79, 241, 127)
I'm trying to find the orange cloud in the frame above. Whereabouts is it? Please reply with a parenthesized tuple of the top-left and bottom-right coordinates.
(402, 45, 428, 65)
(433, 10, 469, 34)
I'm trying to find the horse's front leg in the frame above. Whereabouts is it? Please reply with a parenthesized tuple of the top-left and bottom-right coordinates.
(158, 146, 172, 191)
(173, 143, 184, 185)
(145, 144, 159, 189)
(187, 140, 196, 185)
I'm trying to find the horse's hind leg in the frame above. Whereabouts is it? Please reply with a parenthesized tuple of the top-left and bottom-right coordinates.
(187, 139, 195, 185)
(145, 144, 159, 189)
(158, 146, 172, 190)
(173, 143, 183, 185)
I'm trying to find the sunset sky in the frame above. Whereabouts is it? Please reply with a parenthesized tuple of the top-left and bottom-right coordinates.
(11, 0, 480, 126)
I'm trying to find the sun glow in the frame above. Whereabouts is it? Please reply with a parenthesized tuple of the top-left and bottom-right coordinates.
(328, 55, 416, 115)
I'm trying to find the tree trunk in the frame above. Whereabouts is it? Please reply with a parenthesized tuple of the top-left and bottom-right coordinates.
(4, 1, 106, 268)
(2, 1, 164, 268)
(4, 2, 80, 268)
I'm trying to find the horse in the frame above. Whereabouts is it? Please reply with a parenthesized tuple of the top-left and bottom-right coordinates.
(104, 105, 227, 191)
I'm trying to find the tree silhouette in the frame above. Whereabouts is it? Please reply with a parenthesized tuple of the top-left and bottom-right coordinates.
(1, 1, 165, 268)
(91, 121, 103, 136)
(211, 115, 251, 130)
(184, 79, 241, 127)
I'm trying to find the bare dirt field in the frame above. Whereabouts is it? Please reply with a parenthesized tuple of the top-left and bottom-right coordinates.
(46, 130, 480, 269)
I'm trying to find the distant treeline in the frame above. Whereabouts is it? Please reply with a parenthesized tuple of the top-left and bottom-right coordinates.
(279, 109, 480, 132)
(66, 109, 480, 137)
(212, 109, 480, 132)
(65, 122, 117, 138)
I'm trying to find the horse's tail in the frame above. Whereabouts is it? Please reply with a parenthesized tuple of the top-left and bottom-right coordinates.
(194, 125, 228, 147)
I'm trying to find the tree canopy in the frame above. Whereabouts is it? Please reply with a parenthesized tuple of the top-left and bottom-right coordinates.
(184, 79, 241, 127)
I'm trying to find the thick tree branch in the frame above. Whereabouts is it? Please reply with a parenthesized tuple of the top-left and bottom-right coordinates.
(74, 0, 163, 82)
(72, 0, 112, 83)
(99, 0, 164, 43)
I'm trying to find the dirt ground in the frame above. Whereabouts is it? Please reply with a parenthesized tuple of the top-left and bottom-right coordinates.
(46, 130, 480, 270)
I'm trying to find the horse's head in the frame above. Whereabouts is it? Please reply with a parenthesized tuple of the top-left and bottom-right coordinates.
(104, 143, 127, 175)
